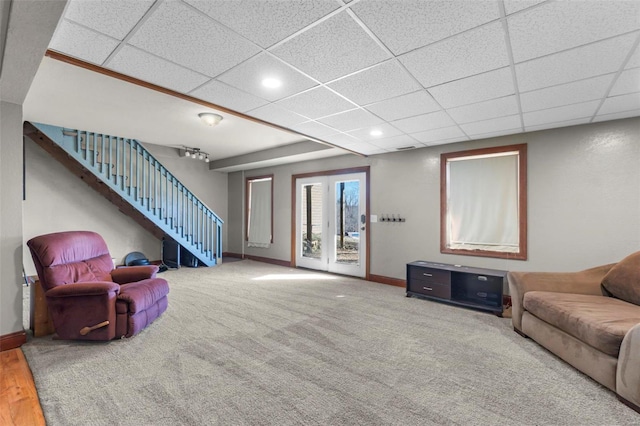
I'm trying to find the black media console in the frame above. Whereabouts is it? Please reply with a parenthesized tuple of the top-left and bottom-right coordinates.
(406, 260, 507, 315)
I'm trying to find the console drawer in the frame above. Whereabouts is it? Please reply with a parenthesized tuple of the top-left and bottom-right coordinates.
(408, 281, 451, 299)
(408, 266, 450, 285)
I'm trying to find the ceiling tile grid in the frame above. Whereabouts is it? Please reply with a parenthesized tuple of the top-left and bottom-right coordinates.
(49, 20, 121, 65)
(269, 11, 391, 83)
(350, 0, 499, 55)
(127, 1, 261, 77)
(217, 53, 318, 102)
(107, 45, 211, 94)
(327, 59, 422, 106)
(44, 0, 640, 163)
(189, 80, 269, 113)
(399, 21, 510, 88)
(63, 0, 155, 41)
(184, 0, 340, 49)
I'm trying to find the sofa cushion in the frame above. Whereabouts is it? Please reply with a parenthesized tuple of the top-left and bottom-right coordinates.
(523, 291, 640, 356)
(602, 251, 640, 305)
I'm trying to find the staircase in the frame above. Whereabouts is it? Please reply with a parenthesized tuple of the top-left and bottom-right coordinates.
(24, 121, 223, 267)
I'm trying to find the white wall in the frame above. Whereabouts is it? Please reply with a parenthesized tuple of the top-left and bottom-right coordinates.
(142, 143, 228, 250)
(22, 138, 161, 273)
(228, 118, 640, 279)
(22, 140, 229, 275)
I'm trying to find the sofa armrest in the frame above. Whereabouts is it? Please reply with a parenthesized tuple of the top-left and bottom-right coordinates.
(508, 263, 616, 332)
(617, 323, 640, 410)
(111, 265, 159, 284)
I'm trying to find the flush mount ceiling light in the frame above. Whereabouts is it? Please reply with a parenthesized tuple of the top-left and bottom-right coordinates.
(261, 77, 282, 89)
(198, 112, 223, 127)
(370, 129, 383, 137)
(181, 147, 211, 163)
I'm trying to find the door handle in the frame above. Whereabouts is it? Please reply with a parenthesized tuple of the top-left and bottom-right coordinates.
(361, 226, 365, 231)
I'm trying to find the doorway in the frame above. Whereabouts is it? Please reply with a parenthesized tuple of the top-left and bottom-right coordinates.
(293, 169, 368, 278)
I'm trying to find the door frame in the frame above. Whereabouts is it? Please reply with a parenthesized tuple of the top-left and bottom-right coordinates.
(291, 166, 370, 279)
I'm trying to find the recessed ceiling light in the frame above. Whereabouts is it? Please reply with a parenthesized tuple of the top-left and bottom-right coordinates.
(262, 77, 282, 89)
(370, 129, 383, 137)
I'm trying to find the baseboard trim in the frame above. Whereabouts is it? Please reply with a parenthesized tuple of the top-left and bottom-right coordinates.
(0, 330, 27, 352)
(223, 252, 291, 268)
(368, 274, 406, 288)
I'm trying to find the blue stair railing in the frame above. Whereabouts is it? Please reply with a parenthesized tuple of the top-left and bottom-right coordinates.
(30, 122, 223, 267)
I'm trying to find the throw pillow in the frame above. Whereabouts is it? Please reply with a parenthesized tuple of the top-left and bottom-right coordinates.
(602, 251, 640, 305)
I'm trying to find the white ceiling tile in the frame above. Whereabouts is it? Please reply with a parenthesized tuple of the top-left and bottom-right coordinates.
(364, 91, 441, 121)
(391, 110, 455, 134)
(328, 60, 421, 106)
(625, 44, 640, 69)
(523, 100, 600, 127)
(346, 123, 404, 141)
(447, 96, 519, 124)
(184, 0, 339, 48)
(370, 134, 421, 150)
(318, 108, 385, 132)
(399, 22, 509, 88)
(525, 117, 591, 133)
(593, 109, 640, 123)
(276, 87, 355, 119)
(218, 53, 318, 102)
(411, 126, 467, 144)
(247, 103, 308, 128)
(270, 12, 390, 83)
(291, 121, 338, 138)
(515, 33, 637, 92)
(520, 74, 614, 113)
(190, 80, 268, 113)
(509, 0, 640, 63)
(351, 0, 499, 55)
(128, 1, 261, 77)
(467, 128, 524, 141)
(426, 136, 470, 146)
(322, 132, 362, 146)
(63, 0, 154, 40)
(460, 115, 522, 136)
(598, 93, 640, 115)
(429, 67, 514, 109)
(503, 1, 546, 15)
(610, 68, 640, 97)
(49, 20, 120, 65)
(107, 45, 210, 93)
(337, 142, 388, 155)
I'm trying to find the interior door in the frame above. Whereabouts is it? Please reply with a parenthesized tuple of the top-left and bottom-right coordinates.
(295, 173, 366, 277)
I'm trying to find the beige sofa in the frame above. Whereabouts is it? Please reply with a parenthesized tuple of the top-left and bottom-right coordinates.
(509, 252, 640, 412)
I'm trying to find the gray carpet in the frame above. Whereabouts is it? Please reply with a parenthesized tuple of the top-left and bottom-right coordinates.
(22, 260, 638, 425)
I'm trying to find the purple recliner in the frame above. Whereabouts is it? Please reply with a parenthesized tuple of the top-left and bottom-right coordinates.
(27, 231, 169, 341)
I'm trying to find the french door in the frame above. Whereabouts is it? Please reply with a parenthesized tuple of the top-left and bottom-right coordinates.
(295, 172, 367, 277)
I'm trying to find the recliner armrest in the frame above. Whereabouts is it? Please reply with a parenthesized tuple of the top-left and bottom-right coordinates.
(111, 265, 159, 284)
(508, 263, 616, 332)
(45, 282, 120, 340)
(46, 281, 120, 298)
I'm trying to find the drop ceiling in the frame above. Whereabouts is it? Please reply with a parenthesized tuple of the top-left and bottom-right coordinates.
(24, 0, 640, 172)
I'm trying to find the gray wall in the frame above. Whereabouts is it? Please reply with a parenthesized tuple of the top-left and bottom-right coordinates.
(1, 101, 26, 335)
(0, 0, 66, 337)
(228, 117, 640, 279)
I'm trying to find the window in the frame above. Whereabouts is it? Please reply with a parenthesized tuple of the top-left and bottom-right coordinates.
(441, 144, 527, 260)
(246, 175, 273, 248)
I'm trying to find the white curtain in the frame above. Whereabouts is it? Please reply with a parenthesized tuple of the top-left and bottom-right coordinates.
(248, 179, 272, 248)
(448, 154, 518, 251)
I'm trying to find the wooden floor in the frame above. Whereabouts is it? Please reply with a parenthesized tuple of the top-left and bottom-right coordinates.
(0, 349, 45, 426)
